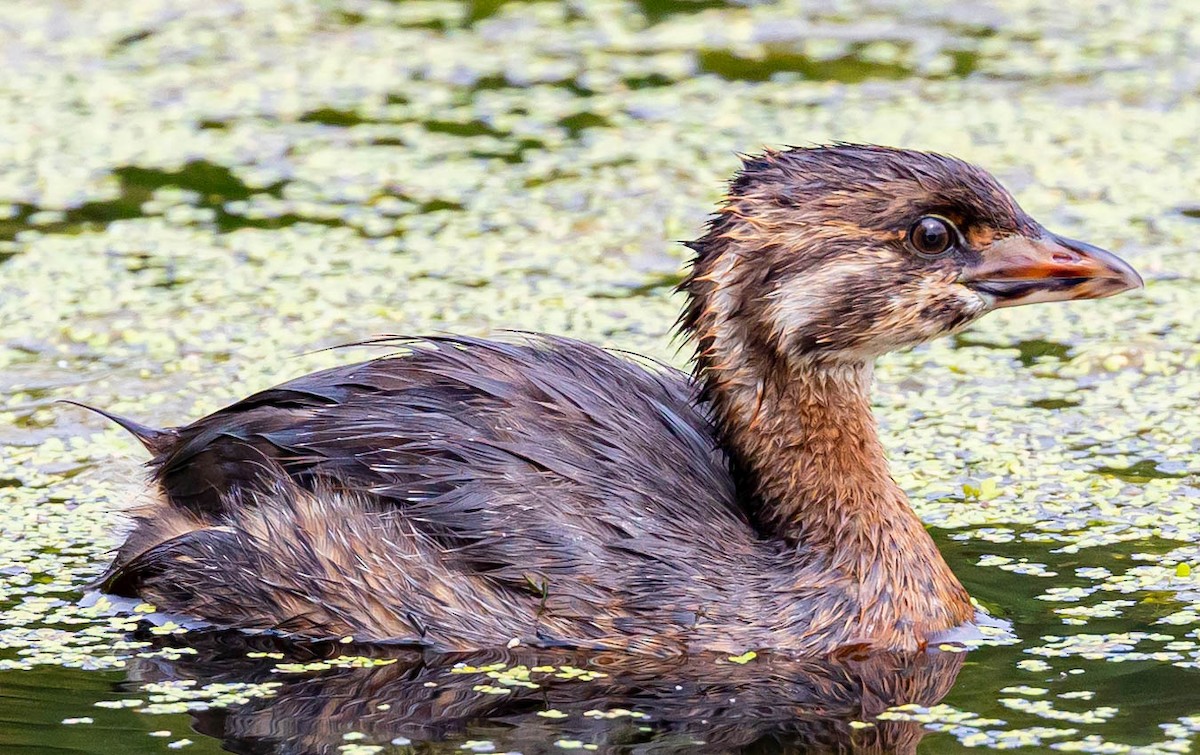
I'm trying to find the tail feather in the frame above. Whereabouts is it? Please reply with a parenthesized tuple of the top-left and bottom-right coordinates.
(59, 400, 176, 455)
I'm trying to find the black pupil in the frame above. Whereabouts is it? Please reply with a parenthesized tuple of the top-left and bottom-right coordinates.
(913, 218, 951, 254)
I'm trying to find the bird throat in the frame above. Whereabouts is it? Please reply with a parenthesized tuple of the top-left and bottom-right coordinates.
(711, 359, 973, 622)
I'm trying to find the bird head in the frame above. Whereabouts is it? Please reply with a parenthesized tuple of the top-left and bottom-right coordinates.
(680, 145, 1142, 368)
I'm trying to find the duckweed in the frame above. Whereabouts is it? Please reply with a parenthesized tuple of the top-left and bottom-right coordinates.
(1, 0, 1198, 752)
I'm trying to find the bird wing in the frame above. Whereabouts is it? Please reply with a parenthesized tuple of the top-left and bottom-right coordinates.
(146, 335, 748, 590)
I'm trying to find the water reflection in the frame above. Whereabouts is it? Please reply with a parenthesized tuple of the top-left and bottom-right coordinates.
(123, 633, 966, 753)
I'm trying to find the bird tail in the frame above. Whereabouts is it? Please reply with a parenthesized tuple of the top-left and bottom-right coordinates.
(59, 400, 175, 455)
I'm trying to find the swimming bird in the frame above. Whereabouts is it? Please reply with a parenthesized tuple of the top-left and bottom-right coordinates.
(78, 144, 1142, 656)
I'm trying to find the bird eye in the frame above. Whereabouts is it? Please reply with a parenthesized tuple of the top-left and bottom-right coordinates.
(908, 216, 957, 257)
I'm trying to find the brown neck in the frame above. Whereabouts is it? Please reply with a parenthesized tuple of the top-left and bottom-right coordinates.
(707, 357, 968, 600)
(678, 199, 974, 635)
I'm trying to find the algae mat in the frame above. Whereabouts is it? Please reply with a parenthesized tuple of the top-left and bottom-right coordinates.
(1, 0, 1199, 752)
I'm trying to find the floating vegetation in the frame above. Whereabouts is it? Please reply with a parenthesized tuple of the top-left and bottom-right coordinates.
(0, 0, 1198, 752)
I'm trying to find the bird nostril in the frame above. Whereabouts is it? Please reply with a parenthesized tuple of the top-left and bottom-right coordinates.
(1051, 252, 1078, 265)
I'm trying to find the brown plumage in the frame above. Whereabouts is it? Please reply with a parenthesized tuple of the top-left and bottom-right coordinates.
(80, 144, 1142, 656)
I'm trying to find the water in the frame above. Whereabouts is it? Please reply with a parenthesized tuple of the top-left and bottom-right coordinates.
(1, 0, 1199, 752)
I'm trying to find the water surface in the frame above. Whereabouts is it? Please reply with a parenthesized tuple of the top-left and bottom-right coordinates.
(1, 0, 1199, 752)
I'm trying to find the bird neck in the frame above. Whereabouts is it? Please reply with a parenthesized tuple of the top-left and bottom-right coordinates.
(707, 357, 967, 596)
(678, 210, 974, 634)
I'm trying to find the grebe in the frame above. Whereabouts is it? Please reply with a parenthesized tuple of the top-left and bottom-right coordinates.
(79, 145, 1142, 655)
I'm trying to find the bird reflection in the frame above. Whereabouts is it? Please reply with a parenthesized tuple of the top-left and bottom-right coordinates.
(123, 632, 965, 754)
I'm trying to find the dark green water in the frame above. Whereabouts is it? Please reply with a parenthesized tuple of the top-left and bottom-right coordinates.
(1, 0, 1198, 752)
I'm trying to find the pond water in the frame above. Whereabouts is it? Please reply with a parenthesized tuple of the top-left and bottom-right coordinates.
(1, 0, 1199, 752)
